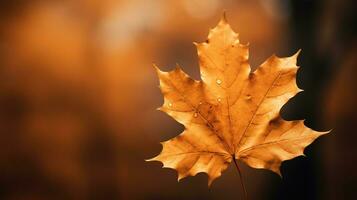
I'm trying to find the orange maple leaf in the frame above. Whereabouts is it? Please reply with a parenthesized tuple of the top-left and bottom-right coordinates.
(147, 15, 329, 191)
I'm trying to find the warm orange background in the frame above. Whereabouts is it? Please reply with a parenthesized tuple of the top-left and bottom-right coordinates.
(0, 0, 355, 200)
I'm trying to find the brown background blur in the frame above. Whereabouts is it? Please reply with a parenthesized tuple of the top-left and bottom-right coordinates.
(0, 0, 355, 200)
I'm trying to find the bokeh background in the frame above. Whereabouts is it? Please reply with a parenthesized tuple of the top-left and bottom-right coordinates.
(0, 0, 355, 199)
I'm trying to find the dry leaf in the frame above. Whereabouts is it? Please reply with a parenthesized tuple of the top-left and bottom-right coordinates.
(147, 15, 329, 186)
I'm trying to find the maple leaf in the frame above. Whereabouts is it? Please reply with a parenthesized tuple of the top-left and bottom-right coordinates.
(147, 15, 329, 187)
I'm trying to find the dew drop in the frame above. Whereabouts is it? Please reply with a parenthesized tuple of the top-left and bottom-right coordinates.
(217, 98, 221, 102)
(168, 102, 173, 107)
(216, 79, 222, 85)
(199, 101, 203, 105)
(194, 113, 198, 118)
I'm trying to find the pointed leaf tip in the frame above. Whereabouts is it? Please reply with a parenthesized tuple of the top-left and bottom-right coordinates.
(175, 63, 181, 69)
(295, 49, 302, 57)
(221, 11, 227, 23)
(291, 49, 302, 61)
(153, 63, 162, 73)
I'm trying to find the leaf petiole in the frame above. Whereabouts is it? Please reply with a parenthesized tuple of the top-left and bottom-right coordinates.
(233, 156, 248, 200)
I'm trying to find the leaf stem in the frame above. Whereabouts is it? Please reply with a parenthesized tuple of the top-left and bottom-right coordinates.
(233, 156, 248, 200)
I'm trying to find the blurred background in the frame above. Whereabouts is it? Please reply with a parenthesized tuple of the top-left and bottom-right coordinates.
(0, 0, 355, 199)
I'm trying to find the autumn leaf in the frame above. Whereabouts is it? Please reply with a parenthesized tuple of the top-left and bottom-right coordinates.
(147, 14, 329, 188)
